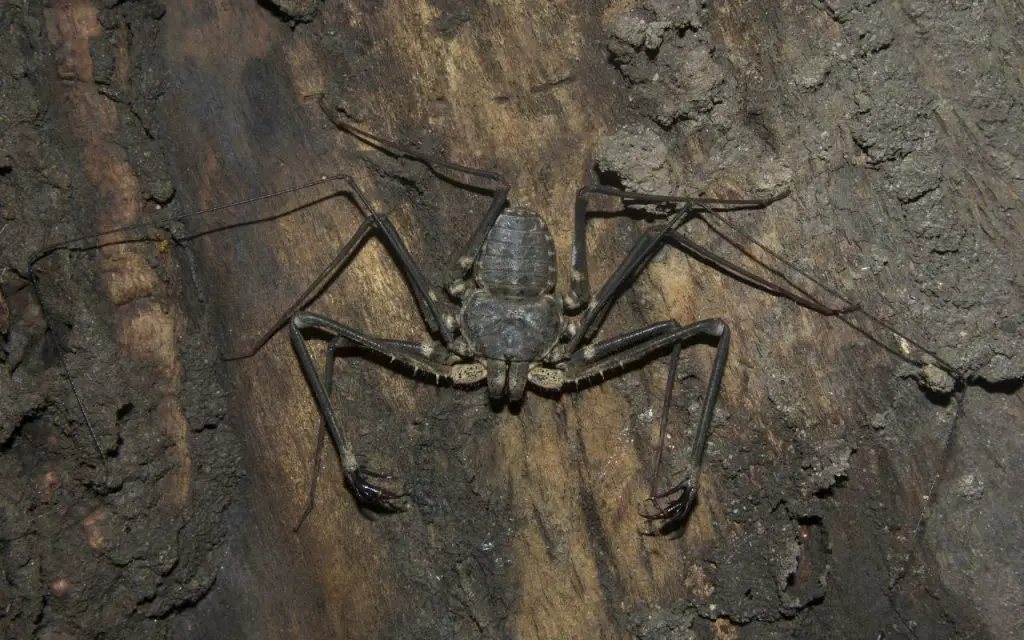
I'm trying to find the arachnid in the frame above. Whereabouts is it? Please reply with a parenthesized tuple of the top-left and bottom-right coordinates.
(271, 112, 850, 534)
(26, 109, 853, 535)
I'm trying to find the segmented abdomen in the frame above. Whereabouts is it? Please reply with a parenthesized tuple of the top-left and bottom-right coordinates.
(474, 208, 556, 297)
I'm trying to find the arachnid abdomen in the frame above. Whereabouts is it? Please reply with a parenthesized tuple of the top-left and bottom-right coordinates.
(474, 208, 556, 297)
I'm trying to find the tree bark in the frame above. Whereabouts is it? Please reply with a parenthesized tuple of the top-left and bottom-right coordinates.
(3, 0, 1021, 638)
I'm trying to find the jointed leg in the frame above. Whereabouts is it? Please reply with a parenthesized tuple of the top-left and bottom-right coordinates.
(227, 175, 455, 359)
(294, 337, 438, 529)
(560, 318, 731, 533)
(294, 336, 344, 530)
(667, 229, 856, 316)
(321, 109, 513, 291)
(567, 181, 787, 312)
(565, 207, 692, 353)
(289, 311, 473, 512)
(565, 180, 850, 354)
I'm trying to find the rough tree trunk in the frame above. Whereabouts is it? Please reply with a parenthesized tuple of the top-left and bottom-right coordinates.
(2, 1, 1021, 639)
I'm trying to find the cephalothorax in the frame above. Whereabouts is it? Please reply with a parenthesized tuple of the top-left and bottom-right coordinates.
(253, 112, 850, 534)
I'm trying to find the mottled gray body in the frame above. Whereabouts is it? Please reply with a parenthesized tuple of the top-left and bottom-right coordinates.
(459, 209, 562, 363)
(474, 209, 556, 298)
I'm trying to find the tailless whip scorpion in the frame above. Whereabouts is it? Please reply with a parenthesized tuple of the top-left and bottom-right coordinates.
(29, 106, 876, 535)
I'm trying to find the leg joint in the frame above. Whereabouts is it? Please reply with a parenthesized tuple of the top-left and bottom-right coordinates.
(709, 318, 729, 337)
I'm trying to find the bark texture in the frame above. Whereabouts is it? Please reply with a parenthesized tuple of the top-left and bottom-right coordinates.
(2, 1, 1022, 638)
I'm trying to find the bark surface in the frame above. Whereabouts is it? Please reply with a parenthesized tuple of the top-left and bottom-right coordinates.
(2, 1, 1022, 638)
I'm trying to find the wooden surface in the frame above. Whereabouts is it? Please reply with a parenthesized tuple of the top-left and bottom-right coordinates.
(28, 0, 1016, 638)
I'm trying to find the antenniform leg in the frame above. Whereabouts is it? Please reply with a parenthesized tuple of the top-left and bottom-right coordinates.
(565, 179, 850, 350)
(323, 110, 513, 293)
(566, 181, 787, 313)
